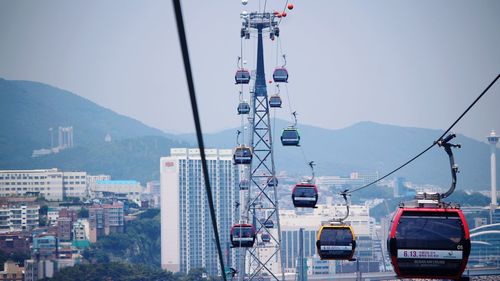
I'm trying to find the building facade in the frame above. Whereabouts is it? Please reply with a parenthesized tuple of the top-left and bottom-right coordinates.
(160, 148, 240, 276)
(88, 202, 124, 242)
(0, 205, 39, 233)
(0, 169, 87, 201)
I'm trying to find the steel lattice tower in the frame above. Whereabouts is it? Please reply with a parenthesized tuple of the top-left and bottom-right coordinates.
(238, 12, 284, 281)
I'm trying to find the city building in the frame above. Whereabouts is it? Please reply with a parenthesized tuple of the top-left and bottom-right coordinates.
(57, 126, 73, 149)
(86, 174, 111, 197)
(0, 261, 24, 281)
(92, 180, 142, 203)
(160, 148, 240, 275)
(316, 171, 379, 191)
(0, 169, 87, 201)
(393, 177, 406, 198)
(0, 232, 31, 256)
(0, 205, 39, 233)
(88, 201, 124, 242)
(72, 219, 88, 241)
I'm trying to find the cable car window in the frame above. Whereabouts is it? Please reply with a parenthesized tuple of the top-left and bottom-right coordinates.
(396, 213, 464, 250)
(294, 187, 316, 197)
(282, 130, 298, 139)
(320, 228, 353, 245)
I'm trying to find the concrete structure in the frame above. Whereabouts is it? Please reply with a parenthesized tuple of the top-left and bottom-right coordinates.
(316, 172, 379, 191)
(72, 219, 88, 241)
(160, 148, 239, 275)
(87, 174, 111, 197)
(0, 169, 87, 200)
(488, 130, 498, 207)
(0, 261, 24, 281)
(0, 205, 39, 233)
(93, 180, 142, 203)
(57, 126, 73, 149)
(88, 201, 124, 242)
(0, 232, 31, 256)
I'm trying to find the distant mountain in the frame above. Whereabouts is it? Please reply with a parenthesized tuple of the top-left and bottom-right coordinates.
(179, 119, 499, 190)
(0, 78, 170, 161)
(0, 78, 188, 183)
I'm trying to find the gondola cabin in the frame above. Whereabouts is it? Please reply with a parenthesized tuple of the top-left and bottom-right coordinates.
(292, 182, 318, 208)
(261, 233, 271, 243)
(260, 218, 274, 229)
(230, 224, 256, 248)
(388, 207, 470, 280)
(273, 68, 288, 83)
(235, 69, 251, 84)
(233, 145, 252, 165)
(269, 95, 282, 108)
(267, 176, 278, 187)
(316, 225, 356, 260)
(281, 127, 300, 146)
(237, 101, 250, 115)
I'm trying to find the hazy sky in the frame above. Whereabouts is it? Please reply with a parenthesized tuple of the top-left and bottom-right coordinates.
(1, 0, 499, 141)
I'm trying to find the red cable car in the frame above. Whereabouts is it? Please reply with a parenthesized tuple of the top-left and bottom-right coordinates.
(388, 206, 470, 279)
(388, 133, 471, 280)
(230, 224, 256, 248)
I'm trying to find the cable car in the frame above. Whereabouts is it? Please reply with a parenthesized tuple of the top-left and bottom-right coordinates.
(273, 68, 288, 83)
(235, 69, 250, 84)
(239, 179, 250, 190)
(230, 224, 256, 248)
(388, 207, 470, 279)
(316, 225, 356, 260)
(292, 182, 318, 208)
(237, 101, 250, 115)
(261, 233, 271, 243)
(281, 127, 300, 146)
(260, 218, 274, 229)
(387, 133, 470, 280)
(233, 145, 252, 165)
(267, 176, 278, 187)
(269, 94, 282, 108)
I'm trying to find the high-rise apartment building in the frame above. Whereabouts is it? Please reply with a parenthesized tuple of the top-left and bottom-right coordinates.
(160, 148, 240, 276)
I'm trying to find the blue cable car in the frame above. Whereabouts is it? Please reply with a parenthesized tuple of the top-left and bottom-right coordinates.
(292, 182, 318, 208)
(273, 68, 288, 83)
(260, 218, 274, 229)
(267, 176, 278, 187)
(235, 69, 251, 84)
(233, 145, 252, 165)
(269, 95, 282, 108)
(281, 127, 300, 146)
(237, 101, 250, 115)
(261, 233, 271, 243)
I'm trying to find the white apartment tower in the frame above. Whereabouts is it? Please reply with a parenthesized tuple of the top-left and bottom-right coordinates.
(160, 148, 240, 276)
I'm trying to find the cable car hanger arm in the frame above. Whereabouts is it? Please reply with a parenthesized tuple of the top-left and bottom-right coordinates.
(436, 133, 461, 199)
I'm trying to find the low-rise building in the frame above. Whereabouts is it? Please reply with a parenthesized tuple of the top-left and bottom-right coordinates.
(0, 205, 39, 233)
(0, 169, 87, 201)
(0, 261, 24, 281)
(88, 201, 124, 242)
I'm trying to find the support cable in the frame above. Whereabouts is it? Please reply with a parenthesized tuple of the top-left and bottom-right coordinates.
(172, 1, 227, 279)
(348, 74, 500, 194)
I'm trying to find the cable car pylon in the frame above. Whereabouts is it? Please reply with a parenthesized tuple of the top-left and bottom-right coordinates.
(237, 11, 284, 281)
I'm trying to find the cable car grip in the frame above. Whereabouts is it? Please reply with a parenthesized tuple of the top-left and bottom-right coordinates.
(436, 133, 461, 199)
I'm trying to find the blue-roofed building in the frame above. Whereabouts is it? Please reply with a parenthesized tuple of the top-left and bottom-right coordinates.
(92, 180, 143, 204)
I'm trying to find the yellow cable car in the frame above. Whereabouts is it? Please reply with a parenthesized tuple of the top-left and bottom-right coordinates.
(316, 224, 356, 260)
